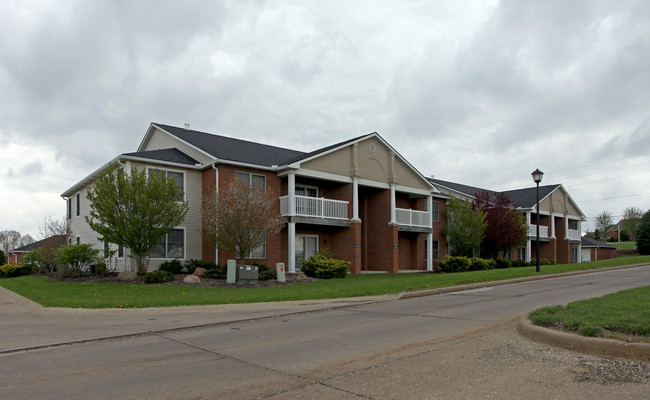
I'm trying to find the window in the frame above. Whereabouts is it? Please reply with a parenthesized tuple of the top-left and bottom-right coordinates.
(248, 242, 266, 258)
(504, 248, 513, 260)
(148, 168, 185, 200)
(118, 244, 124, 258)
(569, 220, 578, 230)
(67, 198, 72, 220)
(571, 247, 578, 263)
(151, 229, 185, 259)
(76, 193, 80, 216)
(296, 185, 317, 197)
(518, 247, 526, 261)
(431, 201, 439, 222)
(425, 240, 439, 260)
(236, 171, 266, 189)
(76, 236, 80, 244)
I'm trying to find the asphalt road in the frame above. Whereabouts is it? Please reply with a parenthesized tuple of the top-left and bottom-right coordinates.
(2, 266, 650, 399)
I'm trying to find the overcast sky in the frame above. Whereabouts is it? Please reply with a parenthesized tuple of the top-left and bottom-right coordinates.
(2, 0, 649, 238)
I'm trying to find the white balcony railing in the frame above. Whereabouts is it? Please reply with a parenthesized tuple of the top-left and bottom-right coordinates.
(280, 195, 349, 220)
(528, 224, 549, 238)
(396, 208, 430, 228)
(567, 229, 581, 241)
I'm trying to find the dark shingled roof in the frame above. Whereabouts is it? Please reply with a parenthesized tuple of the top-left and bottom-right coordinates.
(429, 178, 560, 208)
(284, 133, 374, 165)
(11, 235, 67, 252)
(123, 148, 200, 166)
(155, 123, 307, 167)
(581, 237, 618, 249)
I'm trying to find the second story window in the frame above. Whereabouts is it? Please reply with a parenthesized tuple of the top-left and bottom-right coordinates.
(431, 200, 439, 222)
(76, 193, 80, 216)
(149, 168, 185, 200)
(236, 171, 266, 189)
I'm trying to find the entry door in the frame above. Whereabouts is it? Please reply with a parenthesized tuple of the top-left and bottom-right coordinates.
(296, 235, 318, 270)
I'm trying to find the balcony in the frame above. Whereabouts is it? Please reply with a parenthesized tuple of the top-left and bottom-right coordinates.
(396, 208, 430, 230)
(280, 195, 349, 220)
(528, 224, 549, 239)
(567, 229, 581, 241)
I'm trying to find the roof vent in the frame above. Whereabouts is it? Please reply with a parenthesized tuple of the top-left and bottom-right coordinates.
(184, 123, 190, 131)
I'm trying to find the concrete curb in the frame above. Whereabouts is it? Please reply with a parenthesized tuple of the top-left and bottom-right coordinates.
(517, 318, 650, 362)
(397, 263, 650, 300)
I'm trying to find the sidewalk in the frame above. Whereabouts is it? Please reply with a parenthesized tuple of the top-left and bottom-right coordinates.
(0, 285, 394, 354)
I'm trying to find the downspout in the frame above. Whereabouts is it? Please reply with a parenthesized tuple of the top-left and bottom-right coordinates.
(212, 163, 219, 263)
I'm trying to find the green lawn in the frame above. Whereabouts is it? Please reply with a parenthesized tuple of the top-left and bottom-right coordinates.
(1, 255, 650, 309)
(529, 286, 650, 340)
(614, 241, 637, 250)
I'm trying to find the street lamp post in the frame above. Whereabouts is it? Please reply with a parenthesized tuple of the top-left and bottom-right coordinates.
(531, 169, 544, 272)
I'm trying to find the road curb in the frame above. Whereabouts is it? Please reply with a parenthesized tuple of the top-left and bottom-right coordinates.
(517, 318, 650, 362)
(397, 263, 649, 300)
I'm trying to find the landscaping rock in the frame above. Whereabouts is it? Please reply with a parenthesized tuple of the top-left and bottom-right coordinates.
(184, 274, 200, 283)
(118, 271, 137, 281)
(193, 267, 207, 277)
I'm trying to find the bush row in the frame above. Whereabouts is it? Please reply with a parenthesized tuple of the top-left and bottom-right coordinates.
(0, 263, 34, 278)
(438, 256, 555, 273)
(158, 259, 278, 281)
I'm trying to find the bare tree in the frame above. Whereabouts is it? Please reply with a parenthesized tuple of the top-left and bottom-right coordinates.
(594, 211, 614, 241)
(38, 215, 69, 240)
(19, 234, 35, 247)
(0, 230, 22, 253)
(202, 179, 284, 265)
(622, 206, 643, 241)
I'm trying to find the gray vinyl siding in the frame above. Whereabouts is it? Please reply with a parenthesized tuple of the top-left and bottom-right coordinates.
(67, 161, 203, 272)
(144, 128, 214, 165)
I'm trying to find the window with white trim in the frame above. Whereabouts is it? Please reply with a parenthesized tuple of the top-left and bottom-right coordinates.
(518, 247, 526, 261)
(76, 193, 80, 216)
(236, 171, 266, 189)
(569, 220, 578, 230)
(151, 229, 185, 259)
(248, 242, 266, 258)
(431, 201, 439, 222)
(571, 247, 578, 262)
(296, 185, 317, 197)
(148, 168, 185, 200)
(68, 198, 72, 220)
(504, 248, 513, 260)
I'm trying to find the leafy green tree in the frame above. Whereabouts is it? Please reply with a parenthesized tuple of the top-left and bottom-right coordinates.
(443, 196, 487, 257)
(622, 206, 643, 241)
(202, 179, 284, 265)
(594, 211, 614, 241)
(636, 210, 650, 255)
(86, 165, 188, 274)
(55, 243, 99, 275)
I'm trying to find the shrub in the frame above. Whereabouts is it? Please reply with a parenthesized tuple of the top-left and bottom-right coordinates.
(300, 252, 349, 279)
(159, 259, 184, 274)
(0, 250, 5, 265)
(184, 259, 217, 274)
(512, 260, 529, 268)
(0, 263, 34, 278)
(494, 258, 512, 269)
(251, 262, 277, 281)
(55, 244, 100, 275)
(469, 257, 495, 271)
(438, 256, 471, 273)
(204, 267, 227, 279)
(144, 270, 174, 283)
(541, 259, 556, 265)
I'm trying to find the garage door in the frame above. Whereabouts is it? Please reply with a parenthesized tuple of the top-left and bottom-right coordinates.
(581, 248, 591, 262)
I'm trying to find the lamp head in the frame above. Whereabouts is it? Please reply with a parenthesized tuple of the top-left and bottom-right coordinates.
(531, 169, 544, 184)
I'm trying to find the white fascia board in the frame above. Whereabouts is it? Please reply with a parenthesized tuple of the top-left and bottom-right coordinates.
(558, 184, 587, 219)
(119, 155, 203, 170)
(214, 159, 279, 172)
(393, 184, 434, 197)
(278, 168, 352, 183)
(357, 178, 390, 189)
(141, 124, 217, 162)
(60, 157, 120, 198)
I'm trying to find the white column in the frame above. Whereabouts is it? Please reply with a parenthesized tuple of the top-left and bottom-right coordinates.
(390, 184, 396, 224)
(577, 220, 583, 263)
(550, 214, 556, 239)
(526, 240, 531, 263)
(426, 232, 433, 271)
(352, 177, 360, 221)
(288, 221, 296, 273)
(427, 196, 433, 228)
(288, 172, 296, 216)
(214, 165, 219, 263)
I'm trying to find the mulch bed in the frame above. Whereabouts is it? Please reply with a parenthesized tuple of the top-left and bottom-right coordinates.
(46, 272, 318, 288)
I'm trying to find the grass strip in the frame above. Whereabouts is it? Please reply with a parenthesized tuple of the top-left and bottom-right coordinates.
(1, 256, 649, 309)
(529, 285, 650, 338)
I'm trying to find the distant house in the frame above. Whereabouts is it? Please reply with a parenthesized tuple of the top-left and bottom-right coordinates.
(62, 123, 449, 273)
(430, 179, 586, 264)
(580, 237, 617, 261)
(6, 235, 66, 263)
